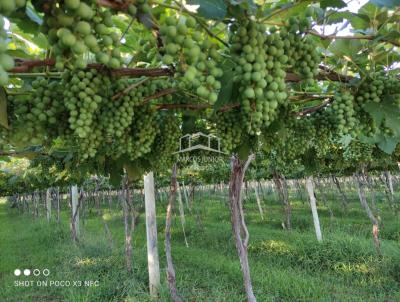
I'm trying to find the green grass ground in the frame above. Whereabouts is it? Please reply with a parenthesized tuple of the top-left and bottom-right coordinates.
(0, 188, 399, 302)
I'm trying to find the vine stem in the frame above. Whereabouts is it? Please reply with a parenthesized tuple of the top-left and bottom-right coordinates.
(307, 30, 400, 47)
(296, 98, 332, 116)
(112, 77, 149, 100)
(10, 59, 353, 83)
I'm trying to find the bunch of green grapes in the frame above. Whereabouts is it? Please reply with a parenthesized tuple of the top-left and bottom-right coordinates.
(356, 72, 400, 107)
(331, 91, 357, 136)
(267, 116, 316, 169)
(356, 110, 377, 138)
(310, 110, 336, 156)
(75, 126, 103, 159)
(37, 0, 122, 69)
(215, 110, 244, 153)
(0, 0, 26, 15)
(355, 74, 385, 105)
(101, 77, 172, 155)
(230, 20, 288, 135)
(148, 113, 181, 170)
(343, 141, 373, 164)
(279, 17, 319, 82)
(61, 69, 111, 159)
(134, 38, 159, 63)
(159, 15, 222, 103)
(0, 11, 19, 85)
(114, 105, 158, 160)
(101, 79, 141, 139)
(8, 78, 64, 146)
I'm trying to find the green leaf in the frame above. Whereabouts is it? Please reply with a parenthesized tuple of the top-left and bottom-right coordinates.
(0, 87, 8, 129)
(181, 114, 197, 134)
(214, 59, 236, 111)
(237, 143, 251, 161)
(263, 1, 312, 20)
(124, 162, 143, 182)
(187, 0, 227, 20)
(370, 0, 400, 8)
(328, 39, 364, 58)
(32, 33, 48, 49)
(338, 134, 353, 148)
(377, 136, 399, 154)
(7, 49, 32, 59)
(363, 97, 400, 136)
(320, 0, 346, 9)
(105, 158, 123, 187)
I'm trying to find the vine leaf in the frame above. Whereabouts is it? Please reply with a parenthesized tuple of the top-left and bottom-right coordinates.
(106, 158, 123, 187)
(214, 70, 234, 110)
(187, 0, 227, 20)
(124, 162, 143, 182)
(363, 98, 400, 154)
(328, 39, 364, 58)
(263, 1, 312, 20)
(377, 136, 399, 154)
(320, 0, 346, 9)
(0, 87, 8, 129)
(338, 134, 352, 148)
(214, 59, 237, 111)
(363, 98, 400, 136)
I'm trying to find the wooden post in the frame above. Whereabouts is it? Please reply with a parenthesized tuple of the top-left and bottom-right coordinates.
(254, 185, 264, 221)
(305, 176, 322, 242)
(165, 165, 184, 302)
(354, 172, 381, 254)
(56, 187, 60, 223)
(144, 171, 161, 298)
(229, 155, 257, 302)
(46, 188, 51, 222)
(71, 185, 80, 241)
(177, 181, 189, 247)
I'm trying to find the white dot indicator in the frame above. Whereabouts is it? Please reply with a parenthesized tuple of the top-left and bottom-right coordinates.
(33, 269, 40, 276)
(23, 269, 31, 276)
(14, 269, 21, 276)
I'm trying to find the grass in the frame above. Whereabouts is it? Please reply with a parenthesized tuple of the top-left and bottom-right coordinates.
(0, 188, 399, 302)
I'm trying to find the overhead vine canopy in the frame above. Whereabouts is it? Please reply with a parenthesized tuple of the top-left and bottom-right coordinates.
(0, 0, 399, 180)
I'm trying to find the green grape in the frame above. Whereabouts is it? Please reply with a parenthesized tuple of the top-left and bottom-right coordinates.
(8, 77, 65, 146)
(230, 20, 288, 135)
(0, 12, 20, 85)
(215, 109, 244, 153)
(114, 105, 158, 160)
(310, 110, 336, 157)
(278, 17, 320, 83)
(38, 0, 123, 68)
(159, 15, 222, 103)
(354, 71, 400, 138)
(343, 141, 373, 164)
(148, 113, 181, 170)
(62, 68, 109, 159)
(331, 91, 357, 136)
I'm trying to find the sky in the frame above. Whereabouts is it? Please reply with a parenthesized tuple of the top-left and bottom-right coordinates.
(315, 0, 370, 36)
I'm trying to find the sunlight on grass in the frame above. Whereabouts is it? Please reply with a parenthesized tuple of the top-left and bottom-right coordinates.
(249, 240, 292, 255)
(333, 262, 375, 274)
(0, 197, 6, 204)
(102, 213, 112, 221)
(75, 257, 100, 267)
(74, 256, 115, 268)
